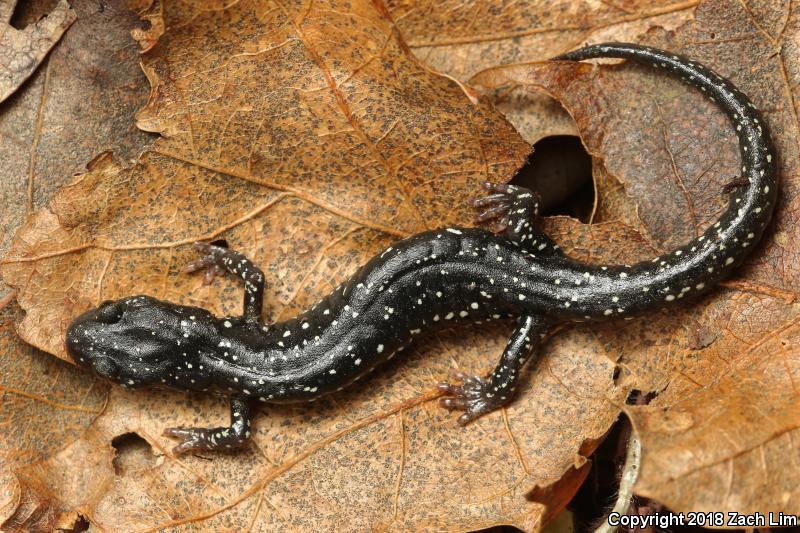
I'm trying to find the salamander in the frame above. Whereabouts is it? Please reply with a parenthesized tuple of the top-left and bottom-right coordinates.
(66, 43, 777, 454)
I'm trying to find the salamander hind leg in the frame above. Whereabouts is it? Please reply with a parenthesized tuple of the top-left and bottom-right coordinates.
(164, 396, 252, 454)
(438, 315, 548, 424)
(184, 241, 265, 321)
(473, 182, 558, 254)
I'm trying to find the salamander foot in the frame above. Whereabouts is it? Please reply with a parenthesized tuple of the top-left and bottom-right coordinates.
(472, 183, 557, 254)
(437, 371, 506, 425)
(473, 182, 538, 229)
(184, 241, 228, 285)
(163, 426, 239, 454)
(164, 396, 251, 454)
(184, 242, 265, 320)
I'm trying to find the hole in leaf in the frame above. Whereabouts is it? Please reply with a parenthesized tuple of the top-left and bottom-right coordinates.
(568, 413, 626, 530)
(111, 432, 156, 476)
(9, 0, 59, 30)
(625, 389, 658, 406)
(63, 513, 91, 533)
(510, 135, 594, 222)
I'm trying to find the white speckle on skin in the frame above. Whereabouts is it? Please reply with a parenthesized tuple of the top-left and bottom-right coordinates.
(224, 320, 232, 328)
(666, 294, 676, 301)
(377, 344, 384, 353)
(446, 228, 462, 235)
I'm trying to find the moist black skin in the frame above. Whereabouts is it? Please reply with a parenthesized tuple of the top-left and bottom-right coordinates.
(66, 43, 777, 454)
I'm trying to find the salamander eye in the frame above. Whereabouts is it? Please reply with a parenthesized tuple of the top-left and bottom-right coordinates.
(95, 301, 125, 324)
(92, 357, 117, 378)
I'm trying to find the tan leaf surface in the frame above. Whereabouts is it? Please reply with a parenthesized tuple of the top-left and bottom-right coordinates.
(0, 1, 152, 528)
(0, 0, 75, 104)
(0, 299, 107, 528)
(2, 0, 797, 528)
(0, 0, 152, 262)
(385, 0, 697, 145)
(387, 0, 695, 80)
(472, 0, 800, 515)
(0, 0, 640, 530)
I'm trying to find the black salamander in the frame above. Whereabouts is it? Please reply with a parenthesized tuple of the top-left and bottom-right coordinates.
(66, 43, 777, 454)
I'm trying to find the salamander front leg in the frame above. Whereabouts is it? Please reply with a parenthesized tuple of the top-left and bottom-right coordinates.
(438, 314, 548, 424)
(184, 241, 265, 321)
(474, 182, 559, 255)
(164, 396, 252, 454)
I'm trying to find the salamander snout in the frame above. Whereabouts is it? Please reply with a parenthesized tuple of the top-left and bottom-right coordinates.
(66, 295, 219, 390)
(66, 298, 134, 373)
(93, 299, 125, 324)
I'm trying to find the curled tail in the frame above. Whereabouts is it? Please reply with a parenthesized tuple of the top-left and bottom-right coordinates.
(550, 43, 777, 312)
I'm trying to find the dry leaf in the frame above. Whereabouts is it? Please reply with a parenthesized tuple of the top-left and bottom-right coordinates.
(0, 0, 152, 261)
(0, 0, 632, 530)
(0, 0, 75, 104)
(0, 300, 106, 528)
(386, 0, 697, 145)
(472, 0, 800, 515)
(0, 1, 151, 528)
(2, 0, 798, 529)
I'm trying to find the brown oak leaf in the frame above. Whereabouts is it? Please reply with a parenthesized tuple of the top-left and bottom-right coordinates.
(0, 0, 629, 530)
(471, 0, 800, 516)
(0, 0, 75, 104)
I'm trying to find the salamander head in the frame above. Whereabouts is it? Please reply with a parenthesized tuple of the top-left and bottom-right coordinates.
(66, 295, 219, 391)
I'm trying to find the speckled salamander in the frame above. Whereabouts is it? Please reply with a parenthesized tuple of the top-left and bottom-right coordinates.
(66, 43, 777, 454)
